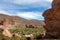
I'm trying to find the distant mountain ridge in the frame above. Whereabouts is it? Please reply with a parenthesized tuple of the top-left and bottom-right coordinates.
(0, 13, 45, 28)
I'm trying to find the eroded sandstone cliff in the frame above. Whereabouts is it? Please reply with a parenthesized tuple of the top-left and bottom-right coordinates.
(43, 0, 60, 38)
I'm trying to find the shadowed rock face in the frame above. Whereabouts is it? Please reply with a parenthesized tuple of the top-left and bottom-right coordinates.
(43, 0, 60, 38)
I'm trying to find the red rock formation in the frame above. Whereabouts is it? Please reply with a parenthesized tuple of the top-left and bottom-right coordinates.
(43, 0, 60, 38)
(52, 0, 60, 10)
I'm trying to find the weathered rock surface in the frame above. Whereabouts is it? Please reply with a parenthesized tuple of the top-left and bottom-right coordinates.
(43, 0, 60, 38)
(52, 0, 60, 10)
(0, 18, 14, 37)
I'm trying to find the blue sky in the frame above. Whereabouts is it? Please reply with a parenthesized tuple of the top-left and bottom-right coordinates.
(0, 0, 53, 20)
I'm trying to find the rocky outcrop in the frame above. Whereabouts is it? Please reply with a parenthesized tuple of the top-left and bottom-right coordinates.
(43, 0, 60, 38)
(0, 17, 16, 29)
(0, 18, 15, 37)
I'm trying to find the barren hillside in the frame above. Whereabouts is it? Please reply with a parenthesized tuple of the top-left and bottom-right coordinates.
(0, 14, 45, 28)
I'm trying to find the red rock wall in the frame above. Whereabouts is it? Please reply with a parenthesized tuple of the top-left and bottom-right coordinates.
(43, 0, 60, 38)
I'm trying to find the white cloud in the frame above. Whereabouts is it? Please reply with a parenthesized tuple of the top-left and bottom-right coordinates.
(0, 9, 43, 20)
(45, 0, 53, 2)
(0, 11, 9, 15)
(7, 0, 53, 4)
(0, 10, 14, 16)
(17, 12, 43, 20)
(3, 0, 53, 8)
(13, 0, 41, 5)
(0, 0, 53, 20)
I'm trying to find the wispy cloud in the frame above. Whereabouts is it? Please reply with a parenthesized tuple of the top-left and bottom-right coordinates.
(0, 10, 15, 16)
(0, 0, 53, 20)
(17, 12, 43, 20)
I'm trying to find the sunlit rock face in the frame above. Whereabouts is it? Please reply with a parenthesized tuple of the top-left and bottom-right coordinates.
(0, 18, 14, 37)
(43, 0, 60, 38)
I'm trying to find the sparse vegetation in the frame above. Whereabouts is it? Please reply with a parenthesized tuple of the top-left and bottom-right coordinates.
(9, 27, 46, 40)
(0, 27, 46, 40)
(10, 27, 45, 35)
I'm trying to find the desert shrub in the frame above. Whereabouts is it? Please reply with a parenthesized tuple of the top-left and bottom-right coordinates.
(9, 27, 46, 40)
(26, 37, 31, 40)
